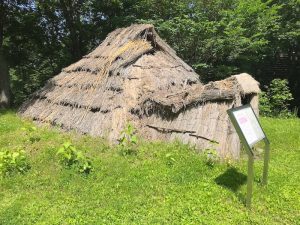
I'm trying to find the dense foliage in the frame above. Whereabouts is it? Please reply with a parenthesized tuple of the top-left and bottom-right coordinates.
(0, 0, 299, 110)
(1, 111, 300, 224)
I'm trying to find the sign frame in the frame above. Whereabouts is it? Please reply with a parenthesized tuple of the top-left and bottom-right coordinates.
(227, 104, 270, 208)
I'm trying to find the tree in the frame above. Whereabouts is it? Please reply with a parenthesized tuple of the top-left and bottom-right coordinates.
(137, 0, 281, 82)
(1, 0, 298, 112)
(0, 0, 10, 108)
(0, 0, 35, 107)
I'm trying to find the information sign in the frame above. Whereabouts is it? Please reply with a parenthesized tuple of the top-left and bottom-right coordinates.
(231, 106, 265, 147)
(227, 104, 270, 209)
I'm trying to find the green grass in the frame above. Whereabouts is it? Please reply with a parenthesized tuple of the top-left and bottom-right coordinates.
(0, 110, 299, 224)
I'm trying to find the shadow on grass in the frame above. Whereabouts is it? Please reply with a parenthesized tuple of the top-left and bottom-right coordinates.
(215, 167, 247, 192)
(215, 167, 248, 205)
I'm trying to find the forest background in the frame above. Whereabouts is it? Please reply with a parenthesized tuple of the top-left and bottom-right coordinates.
(0, 0, 299, 113)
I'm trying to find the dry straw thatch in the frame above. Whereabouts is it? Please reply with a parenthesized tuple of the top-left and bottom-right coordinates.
(19, 24, 260, 159)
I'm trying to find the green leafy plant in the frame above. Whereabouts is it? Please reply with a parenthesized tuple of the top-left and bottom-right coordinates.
(56, 142, 93, 174)
(0, 149, 30, 177)
(203, 141, 219, 167)
(260, 79, 294, 118)
(21, 126, 41, 143)
(118, 123, 138, 156)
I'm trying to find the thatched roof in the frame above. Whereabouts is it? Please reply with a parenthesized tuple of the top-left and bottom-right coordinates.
(233, 73, 260, 95)
(19, 24, 260, 144)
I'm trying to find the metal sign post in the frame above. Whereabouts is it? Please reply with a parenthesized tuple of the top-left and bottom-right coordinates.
(262, 138, 270, 185)
(227, 104, 270, 208)
(247, 151, 254, 208)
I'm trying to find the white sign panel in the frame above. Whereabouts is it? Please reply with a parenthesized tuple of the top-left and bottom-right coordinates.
(232, 107, 265, 146)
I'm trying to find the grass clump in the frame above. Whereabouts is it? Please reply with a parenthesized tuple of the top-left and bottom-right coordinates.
(21, 125, 41, 143)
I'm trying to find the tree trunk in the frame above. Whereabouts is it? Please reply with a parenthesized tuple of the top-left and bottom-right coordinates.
(0, 53, 10, 109)
(0, 1, 10, 109)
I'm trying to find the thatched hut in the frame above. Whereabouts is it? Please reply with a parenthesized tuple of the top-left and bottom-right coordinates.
(19, 24, 260, 159)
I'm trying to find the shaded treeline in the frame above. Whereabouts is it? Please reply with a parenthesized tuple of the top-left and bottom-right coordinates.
(0, 0, 299, 110)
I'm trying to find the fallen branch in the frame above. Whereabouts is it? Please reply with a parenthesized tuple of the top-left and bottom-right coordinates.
(146, 124, 196, 134)
(189, 134, 219, 144)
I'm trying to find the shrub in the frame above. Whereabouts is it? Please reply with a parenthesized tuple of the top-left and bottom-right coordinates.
(56, 142, 93, 174)
(260, 79, 294, 117)
(118, 123, 138, 156)
(0, 149, 30, 177)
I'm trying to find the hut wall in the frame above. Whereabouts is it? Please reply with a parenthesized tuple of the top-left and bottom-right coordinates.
(144, 100, 241, 159)
(250, 94, 259, 116)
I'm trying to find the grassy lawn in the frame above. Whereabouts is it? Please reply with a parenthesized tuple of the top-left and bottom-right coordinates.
(0, 110, 299, 224)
